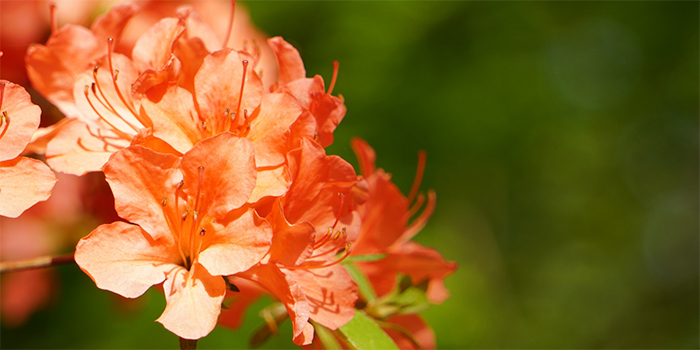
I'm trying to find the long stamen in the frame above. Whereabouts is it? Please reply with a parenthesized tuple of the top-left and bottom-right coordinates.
(313, 227, 334, 250)
(222, 0, 236, 49)
(327, 61, 339, 95)
(0, 111, 9, 141)
(406, 150, 426, 205)
(232, 60, 249, 130)
(188, 167, 205, 258)
(49, 3, 57, 33)
(84, 85, 132, 139)
(407, 193, 425, 218)
(309, 230, 347, 259)
(287, 243, 353, 270)
(192, 228, 206, 264)
(173, 180, 188, 267)
(330, 192, 346, 230)
(106, 38, 143, 123)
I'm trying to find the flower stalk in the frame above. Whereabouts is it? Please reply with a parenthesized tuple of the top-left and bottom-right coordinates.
(0, 253, 75, 273)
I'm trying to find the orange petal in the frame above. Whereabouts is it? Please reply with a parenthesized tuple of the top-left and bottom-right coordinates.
(384, 314, 436, 350)
(0, 80, 41, 161)
(132, 55, 183, 102)
(218, 278, 265, 330)
(74, 221, 181, 298)
(266, 200, 314, 267)
(238, 264, 310, 340)
(102, 144, 181, 241)
(249, 165, 291, 204)
(180, 133, 256, 218)
(139, 83, 199, 154)
(46, 119, 130, 175)
(23, 118, 71, 156)
(268, 37, 306, 87)
(0, 157, 56, 218)
(247, 92, 304, 167)
(132, 17, 185, 73)
(285, 264, 357, 330)
(175, 6, 221, 53)
(197, 208, 272, 276)
(350, 137, 376, 178)
(392, 190, 436, 247)
(194, 49, 263, 134)
(157, 263, 226, 340)
(89, 2, 140, 49)
(293, 322, 315, 346)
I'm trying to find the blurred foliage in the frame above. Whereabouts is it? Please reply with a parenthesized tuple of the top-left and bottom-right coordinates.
(1, 1, 698, 348)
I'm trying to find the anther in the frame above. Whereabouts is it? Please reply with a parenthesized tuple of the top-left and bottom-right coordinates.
(200, 228, 206, 236)
(182, 210, 189, 221)
(91, 83, 97, 94)
(332, 229, 342, 240)
(114, 70, 119, 81)
(202, 121, 207, 130)
(162, 196, 167, 206)
(314, 132, 319, 142)
(93, 65, 99, 76)
(177, 179, 185, 190)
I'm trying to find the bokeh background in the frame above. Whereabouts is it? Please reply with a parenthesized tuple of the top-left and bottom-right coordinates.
(1, 1, 698, 348)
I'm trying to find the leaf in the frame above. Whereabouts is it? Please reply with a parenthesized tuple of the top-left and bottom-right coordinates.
(336, 311, 399, 350)
(312, 321, 343, 350)
(343, 263, 377, 302)
(341, 254, 387, 264)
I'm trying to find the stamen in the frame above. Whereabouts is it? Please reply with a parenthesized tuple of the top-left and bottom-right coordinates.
(313, 132, 319, 142)
(188, 166, 205, 259)
(288, 243, 353, 270)
(407, 193, 425, 218)
(192, 228, 206, 264)
(49, 3, 57, 33)
(327, 61, 339, 95)
(170, 180, 188, 268)
(223, 107, 231, 132)
(177, 179, 185, 190)
(83, 85, 132, 139)
(162, 196, 167, 207)
(232, 60, 249, 130)
(406, 150, 426, 205)
(202, 121, 207, 130)
(330, 193, 346, 230)
(106, 38, 142, 122)
(0, 111, 9, 140)
(182, 210, 189, 221)
(222, 0, 236, 50)
(313, 227, 334, 250)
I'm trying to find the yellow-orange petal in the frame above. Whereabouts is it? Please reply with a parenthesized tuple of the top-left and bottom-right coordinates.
(0, 157, 56, 218)
(247, 92, 304, 168)
(293, 322, 315, 346)
(157, 263, 226, 340)
(268, 37, 306, 87)
(194, 49, 263, 133)
(197, 208, 272, 276)
(0, 80, 41, 161)
(249, 165, 291, 204)
(89, 2, 140, 49)
(74, 221, 181, 298)
(180, 132, 256, 218)
(140, 83, 199, 154)
(132, 17, 185, 73)
(103, 144, 181, 241)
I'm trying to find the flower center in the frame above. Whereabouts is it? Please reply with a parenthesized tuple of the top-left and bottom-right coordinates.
(171, 166, 209, 270)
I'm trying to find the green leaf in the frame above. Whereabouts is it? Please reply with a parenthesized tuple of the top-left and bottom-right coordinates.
(336, 311, 399, 350)
(343, 263, 377, 302)
(312, 321, 343, 350)
(342, 254, 387, 264)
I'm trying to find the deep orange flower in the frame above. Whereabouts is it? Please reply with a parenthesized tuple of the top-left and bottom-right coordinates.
(74, 132, 272, 339)
(220, 138, 366, 345)
(0, 79, 57, 218)
(269, 37, 346, 148)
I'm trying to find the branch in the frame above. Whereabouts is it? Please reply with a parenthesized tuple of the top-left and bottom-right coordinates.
(0, 253, 75, 273)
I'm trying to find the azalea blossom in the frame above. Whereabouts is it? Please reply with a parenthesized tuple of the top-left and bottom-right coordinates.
(74, 133, 272, 339)
(220, 138, 366, 345)
(0, 78, 57, 218)
(349, 138, 456, 349)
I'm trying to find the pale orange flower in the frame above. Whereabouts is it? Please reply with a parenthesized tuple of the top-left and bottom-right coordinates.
(74, 132, 272, 339)
(0, 79, 57, 218)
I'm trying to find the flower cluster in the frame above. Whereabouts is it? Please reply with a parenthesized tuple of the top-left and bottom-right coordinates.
(1, 1, 455, 348)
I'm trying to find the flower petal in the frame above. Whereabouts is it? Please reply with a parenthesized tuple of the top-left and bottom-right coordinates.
(247, 92, 304, 167)
(74, 221, 181, 298)
(0, 80, 41, 161)
(132, 17, 185, 73)
(266, 200, 314, 267)
(285, 264, 358, 330)
(268, 37, 306, 87)
(157, 263, 226, 340)
(140, 83, 199, 154)
(0, 157, 56, 218)
(249, 165, 291, 204)
(45, 118, 130, 175)
(238, 264, 310, 340)
(103, 144, 181, 241)
(194, 49, 263, 134)
(197, 208, 272, 276)
(180, 132, 256, 218)
(384, 314, 436, 350)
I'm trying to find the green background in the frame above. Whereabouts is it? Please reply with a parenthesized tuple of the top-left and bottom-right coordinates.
(2, 1, 698, 348)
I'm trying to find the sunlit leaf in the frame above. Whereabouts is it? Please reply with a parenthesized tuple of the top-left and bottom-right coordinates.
(336, 311, 398, 350)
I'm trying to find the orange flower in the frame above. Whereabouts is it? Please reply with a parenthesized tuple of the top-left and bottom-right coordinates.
(74, 132, 272, 339)
(349, 138, 456, 349)
(269, 37, 346, 148)
(219, 138, 366, 345)
(0, 79, 57, 218)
